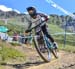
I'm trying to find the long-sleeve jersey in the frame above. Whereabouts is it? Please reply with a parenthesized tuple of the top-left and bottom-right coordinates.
(24, 13, 49, 32)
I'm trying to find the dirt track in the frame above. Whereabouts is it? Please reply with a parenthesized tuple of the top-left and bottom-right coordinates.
(27, 51, 75, 69)
(1, 45, 75, 69)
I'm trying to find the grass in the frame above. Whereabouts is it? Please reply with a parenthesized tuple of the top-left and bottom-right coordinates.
(48, 24, 75, 53)
(48, 24, 64, 34)
(0, 19, 75, 53)
(0, 46, 25, 61)
(0, 65, 4, 69)
(10, 42, 21, 46)
(0, 19, 25, 35)
(0, 40, 26, 63)
(58, 43, 75, 53)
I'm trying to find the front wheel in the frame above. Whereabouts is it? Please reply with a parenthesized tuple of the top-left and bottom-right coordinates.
(49, 48, 58, 59)
(33, 37, 52, 62)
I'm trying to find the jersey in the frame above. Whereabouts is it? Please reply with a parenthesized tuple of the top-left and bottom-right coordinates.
(24, 13, 48, 33)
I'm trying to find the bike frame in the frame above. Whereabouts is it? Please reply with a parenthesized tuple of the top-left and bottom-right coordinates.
(25, 32, 53, 49)
(44, 35, 53, 49)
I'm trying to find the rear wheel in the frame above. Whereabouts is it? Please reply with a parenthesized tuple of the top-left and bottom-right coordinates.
(33, 36, 51, 62)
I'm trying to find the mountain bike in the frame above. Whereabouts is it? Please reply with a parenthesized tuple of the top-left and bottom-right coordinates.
(25, 21, 58, 62)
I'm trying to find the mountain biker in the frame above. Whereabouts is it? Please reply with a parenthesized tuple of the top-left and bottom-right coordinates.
(25, 6, 58, 49)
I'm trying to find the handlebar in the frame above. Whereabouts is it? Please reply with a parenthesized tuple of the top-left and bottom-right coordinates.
(30, 21, 45, 30)
(25, 21, 45, 33)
